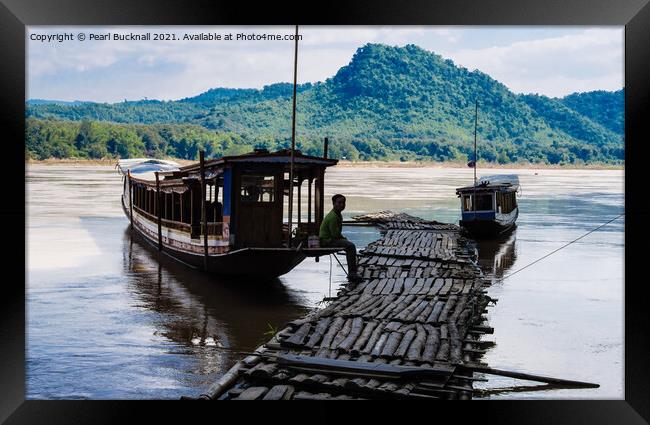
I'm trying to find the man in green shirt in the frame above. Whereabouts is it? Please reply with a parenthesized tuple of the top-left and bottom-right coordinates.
(319, 194, 361, 281)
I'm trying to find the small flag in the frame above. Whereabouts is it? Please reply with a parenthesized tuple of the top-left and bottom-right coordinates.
(467, 160, 476, 168)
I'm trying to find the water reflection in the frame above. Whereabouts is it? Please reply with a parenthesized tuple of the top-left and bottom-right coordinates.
(474, 231, 517, 284)
(27, 165, 624, 399)
(120, 228, 310, 358)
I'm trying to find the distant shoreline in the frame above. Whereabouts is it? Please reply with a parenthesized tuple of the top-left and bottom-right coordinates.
(25, 157, 624, 170)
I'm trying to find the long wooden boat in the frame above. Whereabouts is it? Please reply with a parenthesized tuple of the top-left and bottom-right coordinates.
(455, 174, 519, 238)
(117, 148, 342, 279)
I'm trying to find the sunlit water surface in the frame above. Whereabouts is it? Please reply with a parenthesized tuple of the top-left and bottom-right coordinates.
(26, 165, 623, 399)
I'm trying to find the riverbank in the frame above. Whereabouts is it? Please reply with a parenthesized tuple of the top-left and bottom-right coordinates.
(336, 160, 623, 170)
(26, 157, 623, 170)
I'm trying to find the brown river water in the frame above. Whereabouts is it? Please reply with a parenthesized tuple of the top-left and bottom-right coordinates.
(26, 165, 624, 399)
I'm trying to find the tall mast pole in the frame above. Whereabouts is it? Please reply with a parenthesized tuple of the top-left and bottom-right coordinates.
(287, 24, 299, 247)
(474, 99, 478, 186)
(473, 99, 478, 217)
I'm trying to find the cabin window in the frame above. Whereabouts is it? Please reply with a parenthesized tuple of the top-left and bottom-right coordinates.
(463, 195, 472, 211)
(476, 194, 493, 211)
(463, 193, 493, 211)
(240, 175, 275, 203)
(498, 191, 517, 214)
(208, 177, 224, 222)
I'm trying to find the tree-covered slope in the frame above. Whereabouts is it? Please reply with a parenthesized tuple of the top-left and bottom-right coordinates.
(560, 89, 624, 135)
(26, 43, 624, 164)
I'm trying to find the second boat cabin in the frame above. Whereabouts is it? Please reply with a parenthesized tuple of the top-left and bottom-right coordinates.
(455, 174, 520, 237)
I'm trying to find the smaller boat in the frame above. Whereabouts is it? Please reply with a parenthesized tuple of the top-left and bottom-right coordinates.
(456, 174, 519, 238)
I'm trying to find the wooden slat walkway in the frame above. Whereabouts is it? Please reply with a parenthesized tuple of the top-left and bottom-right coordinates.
(196, 212, 494, 400)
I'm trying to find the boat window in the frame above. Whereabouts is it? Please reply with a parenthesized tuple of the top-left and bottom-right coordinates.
(209, 177, 224, 222)
(476, 194, 493, 211)
(241, 175, 275, 203)
(463, 193, 493, 211)
(499, 191, 517, 214)
(463, 195, 472, 211)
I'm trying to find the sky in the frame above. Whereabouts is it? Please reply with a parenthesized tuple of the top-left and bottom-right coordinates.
(26, 26, 624, 103)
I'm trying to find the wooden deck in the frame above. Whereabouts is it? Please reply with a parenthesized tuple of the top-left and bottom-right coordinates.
(196, 212, 496, 400)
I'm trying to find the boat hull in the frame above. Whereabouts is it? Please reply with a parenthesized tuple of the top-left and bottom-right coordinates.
(460, 208, 518, 239)
(122, 198, 308, 279)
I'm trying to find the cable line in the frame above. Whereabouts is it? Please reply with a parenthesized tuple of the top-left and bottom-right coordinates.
(492, 212, 624, 283)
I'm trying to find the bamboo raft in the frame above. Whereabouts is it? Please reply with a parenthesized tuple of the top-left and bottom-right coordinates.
(351, 211, 460, 231)
(190, 211, 597, 400)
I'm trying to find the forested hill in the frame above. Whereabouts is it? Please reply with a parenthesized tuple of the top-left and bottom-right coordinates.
(26, 43, 624, 164)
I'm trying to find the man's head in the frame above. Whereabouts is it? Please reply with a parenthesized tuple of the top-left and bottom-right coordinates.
(332, 194, 346, 212)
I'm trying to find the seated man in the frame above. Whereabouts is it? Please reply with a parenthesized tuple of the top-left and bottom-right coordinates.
(319, 194, 362, 282)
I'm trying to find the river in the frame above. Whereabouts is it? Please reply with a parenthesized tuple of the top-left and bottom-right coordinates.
(26, 164, 624, 399)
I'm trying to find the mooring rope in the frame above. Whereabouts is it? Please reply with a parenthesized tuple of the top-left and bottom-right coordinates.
(331, 253, 349, 277)
(493, 212, 624, 283)
(328, 254, 333, 298)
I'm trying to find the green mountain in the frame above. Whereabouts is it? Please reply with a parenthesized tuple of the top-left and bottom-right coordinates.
(560, 89, 624, 135)
(26, 43, 624, 164)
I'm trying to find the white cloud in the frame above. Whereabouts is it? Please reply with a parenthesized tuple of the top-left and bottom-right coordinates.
(26, 26, 623, 102)
(299, 26, 454, 46)
(438, 28, 623, 97)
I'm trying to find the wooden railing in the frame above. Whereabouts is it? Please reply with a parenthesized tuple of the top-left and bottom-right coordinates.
(133, 205, 223, 236)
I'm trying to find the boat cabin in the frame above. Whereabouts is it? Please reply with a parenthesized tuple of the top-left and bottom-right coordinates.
(122, 148, 337, 250)
(455, 175, 520, 237)
(118, 149, 339, 277)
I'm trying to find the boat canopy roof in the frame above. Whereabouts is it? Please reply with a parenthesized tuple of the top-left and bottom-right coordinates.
(456, 174, 520, 194)
(179, 149, 338, 175)
(478, 174, 519, 187)
(122, 149, 337, 186)
(116, 158, 181, 176)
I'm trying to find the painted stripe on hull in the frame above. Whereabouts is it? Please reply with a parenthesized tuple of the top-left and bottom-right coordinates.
(121, 198, 307, 278)
(460, 208, 518, 238)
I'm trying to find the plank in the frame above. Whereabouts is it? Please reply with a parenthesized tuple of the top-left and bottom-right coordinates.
(319, 317, 345, 349)
(331, 319, 353, 349)
(336, 317, 364, 351)
(273, 353, 455, 378)
(421, 325, 440, 363)
(406, 324, 427, 362)
(234, 387, 268, 400)
(261, 385, 294, 400)
(393, 328, 417, 358)
(283, 322, 311, 348)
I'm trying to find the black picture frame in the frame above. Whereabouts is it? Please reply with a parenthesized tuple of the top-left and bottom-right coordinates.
(2, 0, 649, 423)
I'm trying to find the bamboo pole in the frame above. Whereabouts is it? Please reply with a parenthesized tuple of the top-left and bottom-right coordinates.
(127, 170, 133, 229)
(297, 174, 301, 226)
(155, 172, 162, 251)
(200, 151, 208, 271)
(287, 24, 299, 248)
(308, 177, 312, 226)
(463, 365, 600, 388)
(473, 99, 478, 218)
